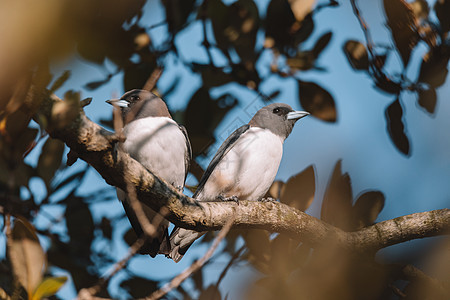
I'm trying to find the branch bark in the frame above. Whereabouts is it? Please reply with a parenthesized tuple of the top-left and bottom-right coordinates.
(35, 92, 450, 253)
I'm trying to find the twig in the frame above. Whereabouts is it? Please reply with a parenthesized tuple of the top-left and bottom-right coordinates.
(400, 264, 449, 296)
(5, 214, 20, 300)
(349, 0, 375, 59)
(199, 0, 215, 66)
(142, 67, 163, 92)
(145, 213, 236, 300)
(37, 92, 450, 256)
(148, 21, 167, 31)
(349, 0, 405, 94)
(215, 245, 245, 288)
(77, 237, 147, 299)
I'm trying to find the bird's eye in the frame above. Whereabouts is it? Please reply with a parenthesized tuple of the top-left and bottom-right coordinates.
(130, 95, 140, 101)
(273, 108, 280, 114)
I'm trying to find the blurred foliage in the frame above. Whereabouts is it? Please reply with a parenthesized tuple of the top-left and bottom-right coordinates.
(0, 0, 449, 299)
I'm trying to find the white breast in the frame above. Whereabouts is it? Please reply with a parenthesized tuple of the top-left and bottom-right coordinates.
(121, 117, 187, 188)
(199, 127, 284, 201)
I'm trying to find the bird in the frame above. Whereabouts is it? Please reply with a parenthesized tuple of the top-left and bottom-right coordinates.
(167, 103, 309, 262)
(106, 89, 191, 257)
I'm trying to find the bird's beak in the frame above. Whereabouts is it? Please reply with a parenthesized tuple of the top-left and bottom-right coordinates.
(106, 99, 129, 107)
(287, 111, 310, 120)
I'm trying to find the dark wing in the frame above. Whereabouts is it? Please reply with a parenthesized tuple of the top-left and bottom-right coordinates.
(179, 125, 192, 185)
(193, 124, 250, 198)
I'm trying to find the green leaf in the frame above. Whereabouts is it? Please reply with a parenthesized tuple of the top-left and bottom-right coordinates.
(31, 276, 67, 300)
(8, 218, 46, 297)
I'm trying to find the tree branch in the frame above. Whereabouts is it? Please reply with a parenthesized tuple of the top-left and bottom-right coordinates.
(35, 91, 450, 253)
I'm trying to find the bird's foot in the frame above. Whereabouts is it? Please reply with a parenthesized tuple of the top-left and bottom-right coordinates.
(218, 194, 239, 204)
(176, 185, 184, 193)
(260, 197, 277, 202)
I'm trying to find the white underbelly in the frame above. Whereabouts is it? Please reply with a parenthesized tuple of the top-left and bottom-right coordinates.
(199, 128, 284, 201)
(121, 117, 187, 188)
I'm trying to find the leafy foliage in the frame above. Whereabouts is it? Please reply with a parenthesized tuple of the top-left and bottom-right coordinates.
(0, 0, 449, 299)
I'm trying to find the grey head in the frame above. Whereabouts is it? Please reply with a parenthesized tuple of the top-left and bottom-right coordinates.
(106, 89, 172, 125)
(248, 103, 309, 139)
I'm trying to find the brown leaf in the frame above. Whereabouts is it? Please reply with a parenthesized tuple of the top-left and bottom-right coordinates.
(84, 77, 111, 91)
(298, 80, 337, 122)
(15, 128, 39, 159)
(266, 0, 314, 51)
(410, 0, 429, 20)
(119, 276, 158, 299)
(288, 0, 315, 22)
(49, 70, 71, 93)
(100, 217, 112, 240)
(162, 0, 196, 34)
(264, 180, 285, 200)
(123, 227, 138, 248)
(228, 0, 260, 63)
(50, 91, 80, 130)
(270, 234, 305, 277)
(8, 218, 45, 296)
(418, 46, 450, 88)
(343, 40, 369, 71)
(312, 31, 332, 58)
(37, 138, 65, 188)
(243, 229, 271, 273)
(192, 268, 204, 292)
(417, 88, 437, 114)
(65, 197, 95, 259)
(184, 88, 237, 155)
(280, 165, 315, 211)
(352, 191, 385, 230)
(4, 74, 32, 115)
(199, 285, 221, 300)
(123, 61, 157, 92)
(383, 0, 419, 67)
(1, 109, 33, 142)
(321, 160, 353, 230)
(286, 51, 315, 71)
(385, 98, 410, 156)
(434, 0, 450, 33)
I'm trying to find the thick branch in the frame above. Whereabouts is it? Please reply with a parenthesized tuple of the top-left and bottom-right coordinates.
(36, 93, 450, 252)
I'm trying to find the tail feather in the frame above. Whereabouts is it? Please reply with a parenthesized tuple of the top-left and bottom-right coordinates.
(166, 226, 204, 263)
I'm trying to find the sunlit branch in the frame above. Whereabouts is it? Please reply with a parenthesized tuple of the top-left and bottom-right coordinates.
(35, 91, 450, 256)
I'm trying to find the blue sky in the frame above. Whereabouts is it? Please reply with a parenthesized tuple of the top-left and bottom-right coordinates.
(10, 0, 449, 298)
